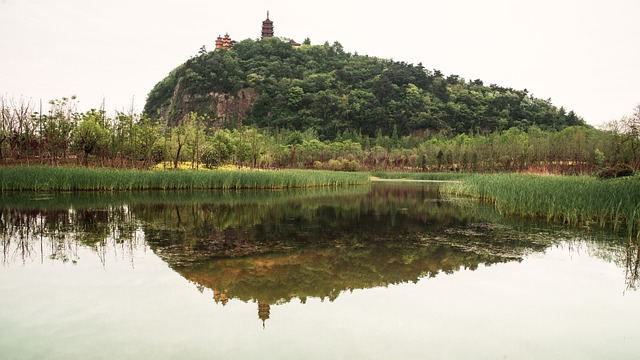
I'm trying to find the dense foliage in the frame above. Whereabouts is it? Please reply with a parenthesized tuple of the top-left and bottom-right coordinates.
(145, 38, 585, 139)
(1, 93, 639, 173)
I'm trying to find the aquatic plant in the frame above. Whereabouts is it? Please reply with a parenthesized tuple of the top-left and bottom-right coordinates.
(443, 173, 640, 239)
(0, 166, 370, 191)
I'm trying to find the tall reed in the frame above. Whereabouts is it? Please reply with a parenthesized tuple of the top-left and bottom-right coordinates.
(443, 174, 640, 239)
(0, 167, 370, 192)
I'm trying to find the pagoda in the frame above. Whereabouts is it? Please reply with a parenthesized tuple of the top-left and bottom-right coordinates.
(261, 11, 274, 38)
(215, 33, 235, 50)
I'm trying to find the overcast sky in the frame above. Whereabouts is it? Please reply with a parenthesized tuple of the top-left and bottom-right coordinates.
(1, 0, 638, 126)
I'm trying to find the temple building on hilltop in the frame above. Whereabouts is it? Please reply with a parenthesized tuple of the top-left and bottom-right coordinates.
(215, 12, 301, 51)
(261, 11, 274, 38)
(215, 33, 235, 50)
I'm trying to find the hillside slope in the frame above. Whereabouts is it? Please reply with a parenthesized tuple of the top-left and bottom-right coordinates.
(145, 37, 584, 140)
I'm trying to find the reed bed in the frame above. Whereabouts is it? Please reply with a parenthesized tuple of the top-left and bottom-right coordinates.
(0, 167, 370, 192)
(443, 173, 640, 239)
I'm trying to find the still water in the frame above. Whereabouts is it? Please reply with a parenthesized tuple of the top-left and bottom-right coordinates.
(1, 184, 638, 359)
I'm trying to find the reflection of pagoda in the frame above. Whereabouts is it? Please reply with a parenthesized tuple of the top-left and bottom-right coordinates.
(258, 300, 270, 329)
(261, 11, 274, 38)
(214, 290, 271, 328)
(213, 289, 229, 305)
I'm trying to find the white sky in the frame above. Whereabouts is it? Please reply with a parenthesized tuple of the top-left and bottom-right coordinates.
(1, 0, 638, 127)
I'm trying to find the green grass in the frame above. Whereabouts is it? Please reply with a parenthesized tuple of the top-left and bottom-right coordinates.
(443, 173, 640, 239)
(0, 166, 370, 191)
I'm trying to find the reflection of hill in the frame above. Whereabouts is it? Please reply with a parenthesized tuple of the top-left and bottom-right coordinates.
(143, 184, 554, 305)
(179, 225, 549, 305)
(142, 184, 478, 260)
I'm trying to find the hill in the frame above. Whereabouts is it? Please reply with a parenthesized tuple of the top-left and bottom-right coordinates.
(144, 37, 585, 140)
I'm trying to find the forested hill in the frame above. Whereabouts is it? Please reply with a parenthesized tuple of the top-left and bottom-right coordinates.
(144, 37, 585, 140)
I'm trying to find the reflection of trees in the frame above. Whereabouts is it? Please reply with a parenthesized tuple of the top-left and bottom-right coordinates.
(0, 206, 143, 266)
(0, 187, 369, 267)
(583, 235, 640, 291)
(141, 185, 480, 261)
(142, 185, 556, 307)
(626, 241, 640, 290)
(2, 183, 638, 300)
(140, 184, 640, 312)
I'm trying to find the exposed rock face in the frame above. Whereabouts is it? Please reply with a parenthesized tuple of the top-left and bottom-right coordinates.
(161, 87, 258, 126)
(213, 88, 257, 125)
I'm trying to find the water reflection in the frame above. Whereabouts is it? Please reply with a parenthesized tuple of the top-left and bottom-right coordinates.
(1, 206, 144, 267)
(2, 184, 638, 315)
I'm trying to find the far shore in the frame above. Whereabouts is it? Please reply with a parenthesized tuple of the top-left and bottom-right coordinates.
(371, 178, 461, 183)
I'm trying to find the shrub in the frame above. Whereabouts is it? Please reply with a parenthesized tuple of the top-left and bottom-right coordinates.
(597, 168, 616, 180)
(327, 159, 341, 171)
(344, 160, 360, 172)
(598, 163, 634, 180)
(614, 163, 634, 178)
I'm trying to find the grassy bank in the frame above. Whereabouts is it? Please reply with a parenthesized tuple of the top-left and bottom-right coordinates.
(0, 166, 370, 191)
(443, 173, 640, 238)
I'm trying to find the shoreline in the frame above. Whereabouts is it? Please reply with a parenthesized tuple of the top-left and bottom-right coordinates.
(371, 178, 461, 183)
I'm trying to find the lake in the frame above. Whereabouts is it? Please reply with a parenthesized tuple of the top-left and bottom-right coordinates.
(1, 183, 638, 359)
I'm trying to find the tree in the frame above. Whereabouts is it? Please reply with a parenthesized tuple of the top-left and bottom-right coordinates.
(171, 115, 192, 169)
(43, 96, 77, 162)
(202, 129, 233, 168)
(287, 131, 304, 167)
(185, 112, 206, 169)
(0, 95, 14, 160)
(72, 110, 108, 166)
(137, 115, 160, 167)
(616, 104, 640, 166)
(286, 86, 305, 109)
(436, 149, 444, 170)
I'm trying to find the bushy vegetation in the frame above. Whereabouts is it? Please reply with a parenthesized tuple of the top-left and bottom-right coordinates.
(597, 163, 635, 179)
(443, 173, 640, 238)
(0, 166, 370, 191)
(145, 37, 585, 139)
(1, 95, 638, 173)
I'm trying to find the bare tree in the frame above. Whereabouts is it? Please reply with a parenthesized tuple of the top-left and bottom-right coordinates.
(0, 95, 15, 161)
(619, 104, 640, 166)
(45, 96, 78, 162)
(604, 103, 640, 167)
(4, 96, 35, 162)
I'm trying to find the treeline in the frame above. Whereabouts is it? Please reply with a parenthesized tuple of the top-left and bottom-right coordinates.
(145, 37, 584, 140)
(2, 95, 639, 173)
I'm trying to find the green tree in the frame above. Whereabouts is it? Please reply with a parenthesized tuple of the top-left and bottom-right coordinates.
(72, 110, 108, 166)
(202, 129, 233, 168)
(287, 131, 304, 167)
(171, 115, 192, 168)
